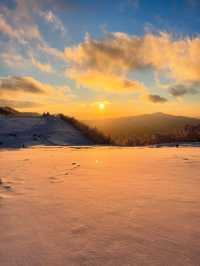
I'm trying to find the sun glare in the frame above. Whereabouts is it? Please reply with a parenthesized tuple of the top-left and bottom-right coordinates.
(99, 103, 105, 110)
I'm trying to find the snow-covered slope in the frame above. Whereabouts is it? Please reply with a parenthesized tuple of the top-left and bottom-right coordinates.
(0, 115, 92, 147)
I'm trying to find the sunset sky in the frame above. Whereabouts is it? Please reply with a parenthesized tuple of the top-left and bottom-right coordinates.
(0, 0, 200, 119)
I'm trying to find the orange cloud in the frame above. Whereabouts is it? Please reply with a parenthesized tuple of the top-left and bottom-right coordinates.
(0, 76, 74, 109)
(142, 33, 200, 83)
(66, 69, 146, 93)
(0, 76, 45, 95)
(64, 32, 200, 94)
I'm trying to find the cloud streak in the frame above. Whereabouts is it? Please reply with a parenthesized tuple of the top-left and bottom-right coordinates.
(0, 76, 75, 110)
(0, 15, 18, 40)
(30, 55, 54, 73)
(0, 76, 45, 94)
(1, 51, 27, 68)
(0, 4, 42, 43)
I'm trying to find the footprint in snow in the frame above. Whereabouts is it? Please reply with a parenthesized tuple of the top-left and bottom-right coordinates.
(49, 176, 64, 183)
(49, 163, 81, 183)
(50, 179, 64, 183)
(49, 176, 57, 180)
(0, 178, 13, 192)
(72, 162, 80, 167)
(70, 162, 80, 170)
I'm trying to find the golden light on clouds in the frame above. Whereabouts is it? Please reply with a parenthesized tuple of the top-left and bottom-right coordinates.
(66, 68, 146, 93)
(65, 32, 200, 93)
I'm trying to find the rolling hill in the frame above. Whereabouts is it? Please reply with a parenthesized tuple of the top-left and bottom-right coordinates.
(0, 107, 111, 148)
(85, 112, 200, 145)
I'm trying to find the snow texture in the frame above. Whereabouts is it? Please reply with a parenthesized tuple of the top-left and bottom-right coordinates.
(0, 146, 200, 265)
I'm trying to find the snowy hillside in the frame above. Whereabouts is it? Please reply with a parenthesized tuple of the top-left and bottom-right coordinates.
(0, 115, 92, 148)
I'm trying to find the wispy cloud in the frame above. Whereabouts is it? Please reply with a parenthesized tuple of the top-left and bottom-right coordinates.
(1, 50, 27, 68)
(39, 10, 65, 35)
(0, 15, 18, 40)
(0, 2, 42, 44)
(30, 54, 54, 73)
(38, 43, 65, 60)
(0, 0, 65, 61)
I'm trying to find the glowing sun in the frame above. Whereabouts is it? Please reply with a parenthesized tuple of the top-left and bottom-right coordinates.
(99, 103, 105, 110)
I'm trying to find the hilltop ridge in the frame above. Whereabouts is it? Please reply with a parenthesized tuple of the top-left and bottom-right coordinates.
(86, 112, 200, 145)
(0, 107, 112, 148)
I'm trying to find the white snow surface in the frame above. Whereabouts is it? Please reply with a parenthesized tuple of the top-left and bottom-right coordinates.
(0, 115, 92, 147)
(0, 146, 200, 265)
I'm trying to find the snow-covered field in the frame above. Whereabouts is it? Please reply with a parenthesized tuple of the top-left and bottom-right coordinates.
(0, 146, 200, 266)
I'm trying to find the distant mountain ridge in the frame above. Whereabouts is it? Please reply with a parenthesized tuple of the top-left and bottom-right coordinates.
(85, 112, 200, 145)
